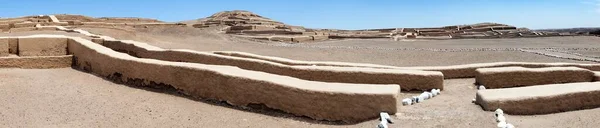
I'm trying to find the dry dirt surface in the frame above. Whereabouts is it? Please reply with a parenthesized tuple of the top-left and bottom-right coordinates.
(2, 26, 600, 127)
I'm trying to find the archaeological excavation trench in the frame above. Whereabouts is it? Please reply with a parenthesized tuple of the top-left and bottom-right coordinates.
(3, 25, 600, 122)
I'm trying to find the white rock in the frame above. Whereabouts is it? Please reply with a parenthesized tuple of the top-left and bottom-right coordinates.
(377, 112, 393, 128)
(412, 96, 419, 103)
(478, 85, 486, 90)
(431, 89, 441, 96)
(380, 112, 392, 123)
(431, 91, 438, 97)
(472, 98, 476, 103)
(497, 121, 507, 128)
(419, 93, 430, 100)
(496, 114, 506, 123)
(506, 123, 515, 128)
(426, 92, 433, 99)
(402, 98, 413, 105)
(377, 121, 388, 128)
(495, 108, 504, 117)
(416, 95, 427, 103)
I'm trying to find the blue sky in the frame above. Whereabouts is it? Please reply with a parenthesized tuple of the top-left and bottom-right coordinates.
(1, 0, 599, 29)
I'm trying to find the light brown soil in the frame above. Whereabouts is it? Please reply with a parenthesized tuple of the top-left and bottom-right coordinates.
(2, 27, 600, 127)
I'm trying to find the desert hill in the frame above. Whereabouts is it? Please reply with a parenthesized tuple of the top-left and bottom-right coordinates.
(182, 10, 566, 42)
(1, 11, 582, 43)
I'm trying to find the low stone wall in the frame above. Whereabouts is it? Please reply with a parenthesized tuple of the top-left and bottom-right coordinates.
(291, 36, 312, 43)
(0, 55, 72, 68)
(55, 35, 400, 122)
(474, 67, 595, 88)
(290, 66, 443, 90)
(312, 35, 329, 41)
(102, 40, 443, 91)
(213, 51, 600, 78)
(475, 82, 600, 115)
(407, 62, 600, 78)
(213, 51, 399, 68)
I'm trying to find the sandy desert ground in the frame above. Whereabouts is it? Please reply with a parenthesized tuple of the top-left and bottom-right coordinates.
(2, 27, 600, 127)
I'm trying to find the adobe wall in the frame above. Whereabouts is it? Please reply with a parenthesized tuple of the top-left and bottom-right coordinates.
(18, 36, 68, 56)
(0, 38, 8, 56)
(312, 35, 329, 41)
(0, 55, 72, 68)
(595, 72, 600, 81)
(60, 35, 399, 122)
(213, 51, 400, 68)
(474, 67, 595, 88)
(291, 36, 312, 43)
(213, 51, 600, 78)
(9, 27, 37, 33)
(475, 82, 600, 115)
(407, 62, 600, 78)
(1, 37, 19, 55)
(13, 22, 38, 28)
(102, 40, 443, 91)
